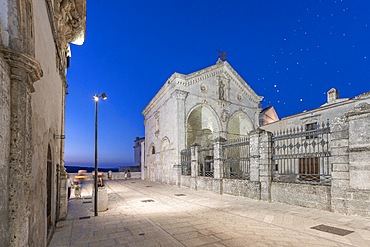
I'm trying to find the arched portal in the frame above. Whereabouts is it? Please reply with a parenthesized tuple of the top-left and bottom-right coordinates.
(186, 105, 220, 147)
(227, 111, 254, 140)
(46, 145, 53, 231)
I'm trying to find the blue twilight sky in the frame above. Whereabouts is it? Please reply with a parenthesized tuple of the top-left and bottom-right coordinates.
(65, 0, 370, 168)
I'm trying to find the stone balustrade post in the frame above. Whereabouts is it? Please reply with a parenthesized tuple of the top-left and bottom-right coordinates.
(249, 130, 261, 183)
(330, 116, 350, 214)
(190, 144, 199, 190)
(213, 137, 226, 194)
(259, 131, 273, 201)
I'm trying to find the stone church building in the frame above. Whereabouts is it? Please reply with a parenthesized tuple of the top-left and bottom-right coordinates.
(0, 1, 85, 245)
(142, 59, 263, 185)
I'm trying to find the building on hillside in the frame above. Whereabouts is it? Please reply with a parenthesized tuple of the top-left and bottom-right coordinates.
(0, 1, 86, 245)
(142, 59, 263, 185)
(259, 106, 279, 126)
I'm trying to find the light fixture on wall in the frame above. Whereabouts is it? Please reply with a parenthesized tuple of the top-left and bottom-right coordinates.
(54, 134, 65, 139)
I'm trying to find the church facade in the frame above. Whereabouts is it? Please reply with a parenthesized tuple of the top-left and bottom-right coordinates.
(142, 60, 263, 185)
(0, 1, 85, 245)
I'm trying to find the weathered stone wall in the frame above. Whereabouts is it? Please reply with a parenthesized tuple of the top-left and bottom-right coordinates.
(180, 175, 192, 188)
(271, 183, 331, 211)
(196, 177, 215, 192)
(0, 52, 11, 246)
(28, 1, 65, 244)
(222, 179, 260, 199)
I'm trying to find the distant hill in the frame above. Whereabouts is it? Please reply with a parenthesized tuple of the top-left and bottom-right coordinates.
(65, 166, 118, 173)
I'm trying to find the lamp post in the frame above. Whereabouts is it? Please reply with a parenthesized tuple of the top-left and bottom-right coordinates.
(93, 92, 107, 216)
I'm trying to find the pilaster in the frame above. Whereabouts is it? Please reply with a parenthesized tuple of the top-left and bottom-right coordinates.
(190, 144, 199, 190)
(173, 90, 188, 186)
(2, 48, 42, 246)
(330, 116, 350, 214)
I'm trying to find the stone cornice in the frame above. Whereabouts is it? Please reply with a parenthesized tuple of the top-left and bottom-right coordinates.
(1, 46, 43, 91)
(346, 102, 370, 117)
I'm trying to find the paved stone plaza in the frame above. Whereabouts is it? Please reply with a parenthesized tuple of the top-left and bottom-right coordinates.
(50, 179, 370, 247)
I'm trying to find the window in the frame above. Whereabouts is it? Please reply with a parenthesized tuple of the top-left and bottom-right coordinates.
(305, 122, 318, 139)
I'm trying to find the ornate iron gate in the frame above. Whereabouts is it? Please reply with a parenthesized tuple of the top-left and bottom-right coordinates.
(272, 121, 331, 185)
(198, 145, 214, 177)
(222, 137, 250, 180)
(180, 148, 191, 175)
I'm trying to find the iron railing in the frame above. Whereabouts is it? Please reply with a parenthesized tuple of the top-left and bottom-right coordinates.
(222, 137, 250, 180)
(272, 121, 331, 185)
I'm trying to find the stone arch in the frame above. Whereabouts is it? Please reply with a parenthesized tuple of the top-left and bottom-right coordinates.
(186, 104, 221, 147)
(227, 111, 254, 140)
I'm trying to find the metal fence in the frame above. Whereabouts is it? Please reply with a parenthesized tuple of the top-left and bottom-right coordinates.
(272, 121, 331, 185)
(198, 145, 214, 177)
(180, 148, 191, 176)
(222, 137, 250, 180)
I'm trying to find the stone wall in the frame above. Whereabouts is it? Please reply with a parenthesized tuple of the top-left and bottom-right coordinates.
(0, 51, 11, 246)
(271, 183, 331, 211)
(222, 179, 260, 199)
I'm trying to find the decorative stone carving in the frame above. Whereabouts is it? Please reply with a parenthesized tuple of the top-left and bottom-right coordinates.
(237, 93, 242, 102)
(54, 0, 86, 44)
(219, 79, 225, 100)
(52, 0, 86, 76)
(155, 111, 160, 137)
(221, 110, 229, 122)
(200, 84, 207, 93)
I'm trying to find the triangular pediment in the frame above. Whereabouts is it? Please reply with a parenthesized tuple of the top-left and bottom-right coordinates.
(167, 60, 262, 104)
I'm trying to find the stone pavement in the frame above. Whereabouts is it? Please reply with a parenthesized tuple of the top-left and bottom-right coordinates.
(49, 179, 370, 247)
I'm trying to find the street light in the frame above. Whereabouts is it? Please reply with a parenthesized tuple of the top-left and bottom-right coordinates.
(93, 92, 107, 216)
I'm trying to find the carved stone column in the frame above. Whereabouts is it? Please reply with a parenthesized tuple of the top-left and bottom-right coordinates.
(1, 47, 42, 247)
